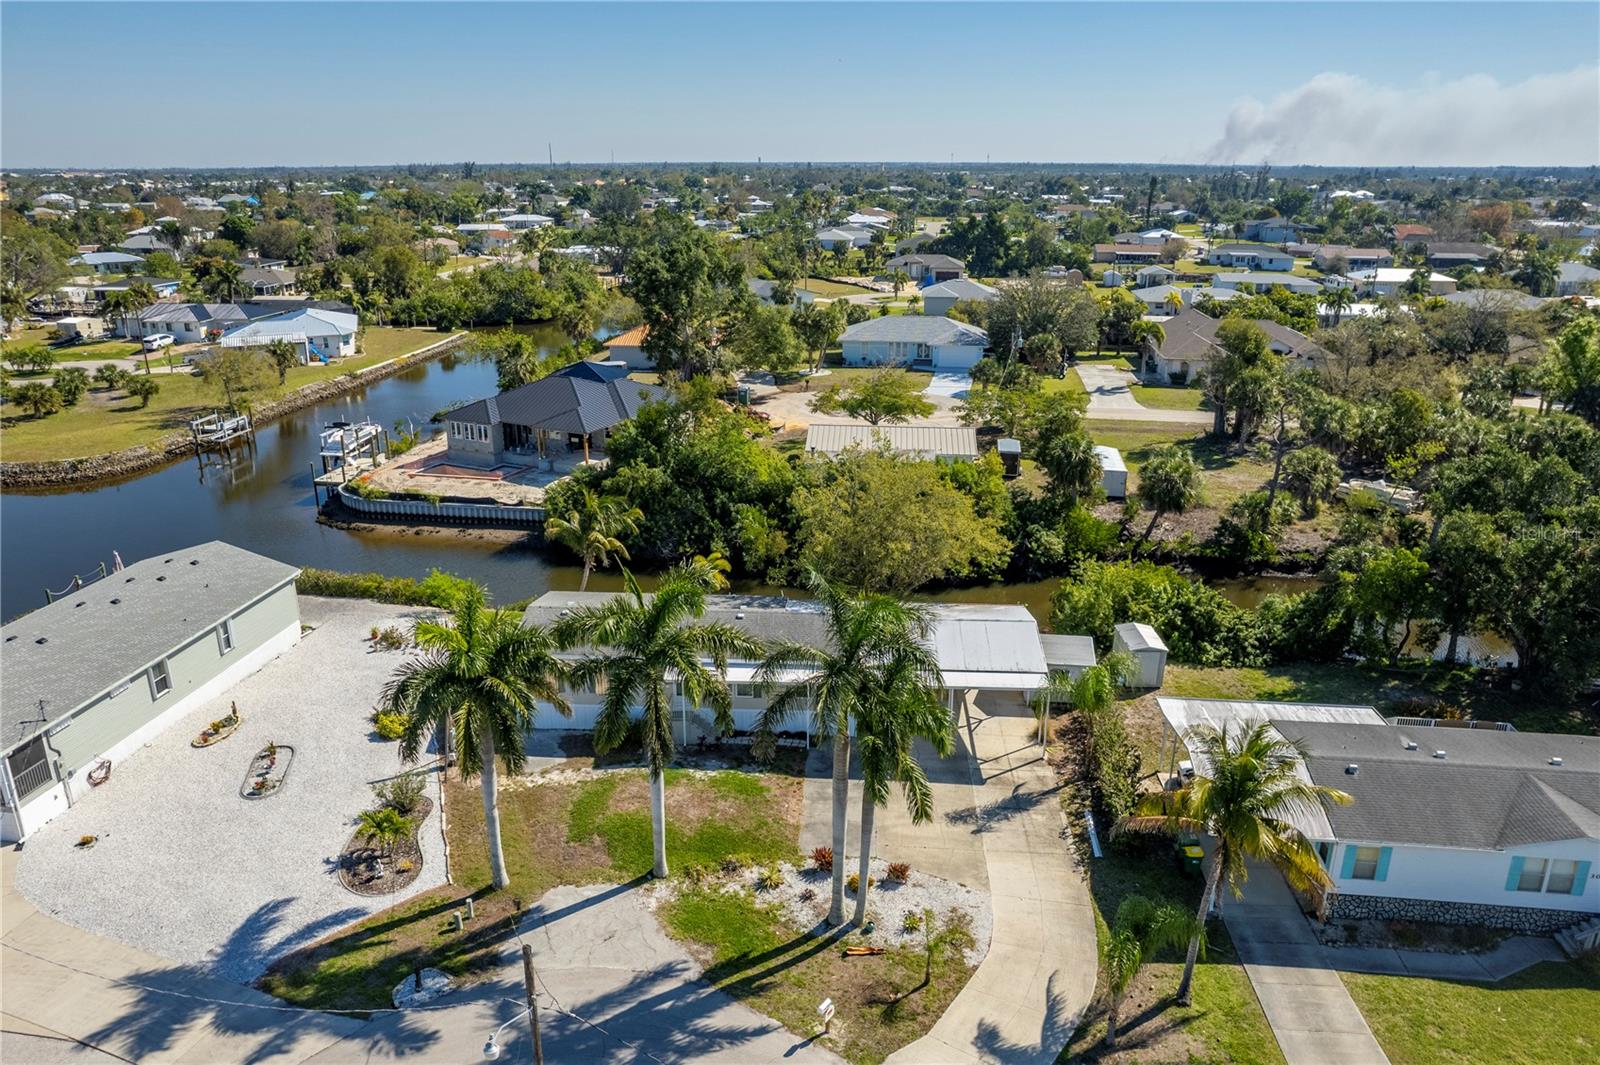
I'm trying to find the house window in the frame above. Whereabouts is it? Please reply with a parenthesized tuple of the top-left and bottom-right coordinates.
(734, 683, 760, 699)
(217, 619, 235, 655)
(148, 659, 172, 699)
(1546, 860, 1580, 895)
(1516, 857, 1549, 892)
(1349, 846, 1382, 880)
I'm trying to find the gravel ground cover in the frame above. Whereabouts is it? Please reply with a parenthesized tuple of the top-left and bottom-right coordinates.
(642, 857, 992, 966)
(14, 597, 447, 984)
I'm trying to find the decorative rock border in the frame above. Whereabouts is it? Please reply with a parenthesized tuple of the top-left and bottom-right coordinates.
(192, 703, 243, 748)
(338, 796, 433, 896)
(240, 743, 294, 799)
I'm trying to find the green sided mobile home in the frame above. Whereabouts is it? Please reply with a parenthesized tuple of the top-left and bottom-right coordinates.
(1, 542, 301, 843)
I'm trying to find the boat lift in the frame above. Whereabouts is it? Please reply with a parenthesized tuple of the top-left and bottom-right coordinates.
(189, 411, 254, 452)
(315, 419, 389, 485)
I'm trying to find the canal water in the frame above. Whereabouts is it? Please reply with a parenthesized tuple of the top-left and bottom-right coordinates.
(0, 336, 1509, 663)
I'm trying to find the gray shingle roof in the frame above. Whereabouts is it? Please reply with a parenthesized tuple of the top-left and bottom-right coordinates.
(886, 253, 965, 270)
(1, 542, 300, 751)
(1282, 720, 1600, 849)
(920, 279, 997, 302)
(445, 363, 667, 433)
(840, 316, 988, 346)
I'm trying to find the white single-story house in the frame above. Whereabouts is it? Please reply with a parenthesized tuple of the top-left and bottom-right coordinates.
(219, 307, 358, 361)
(1114, 623, 1167, 687)
(1131, 285, 1241, 313)
(1140, 307, 1323, 384)
(921, 278, 998, 317)
(69, 251, 146, 275)
(839, 315, 989, 371)
(1, 542, 301, 843)
(1241, 217, 1309, 243)
(1154, 699, 1600, 934)
(1211, 272, 1320, 295)
(1094, 243, 1163, 265)
(1352, 268, 1458, 297)
(501, 213, 554, 230)
(1121, 228, 1183, 246)
(805, 422, 980, 462)
(1134, 265, 1177, 288)
(885, 254, 966, 283)
(1206, 244, 1295, 271)
(1556, 262, 1600, 297)
(521, 593, 1057, 738)
(92, 276, 182, 301)
(1094, 445, 1127, 500)
(816, 226, 874, 251)
(54, 316, 104, 342)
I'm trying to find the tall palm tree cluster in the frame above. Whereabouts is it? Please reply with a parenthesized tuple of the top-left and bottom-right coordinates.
(381, 567, 953, 922)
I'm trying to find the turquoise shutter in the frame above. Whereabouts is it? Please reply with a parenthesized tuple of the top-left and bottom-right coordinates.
(1505, 856, 1526, 891)
(1572, 861, 1592, 897)
(1375, 848, 1392, 882)
(1340, 845, 1357, 879)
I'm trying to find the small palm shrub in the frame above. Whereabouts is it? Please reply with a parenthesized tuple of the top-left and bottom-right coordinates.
(756, 866, 784, 891)
(810, 846, 834, 872)
(886, 862, 911, 883)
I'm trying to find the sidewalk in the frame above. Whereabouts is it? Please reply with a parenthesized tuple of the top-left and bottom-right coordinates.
(887, 697, 1097, 1064)
(1221, 860, 1390, 1065)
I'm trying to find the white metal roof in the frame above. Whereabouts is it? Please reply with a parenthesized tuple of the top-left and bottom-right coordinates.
(1094, 445, 1127, 474)
(805, 422, 980, 459)
(1114, 621, 1165, 652)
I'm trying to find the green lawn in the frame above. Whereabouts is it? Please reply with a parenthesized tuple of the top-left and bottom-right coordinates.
(1128, 383, 1210, 411)
(1061, 817, 1284, 1064)
(1, 324, 57, 350)
(1342, 958, 1600, 1065)
(262, 764, 806, 1011)
(0, 328, 462, 462)
(439, 255, 488, 274)
(1044, 371, 1086, 397)
(796, 277, 877, 298)
(662, 885, 977, 1065)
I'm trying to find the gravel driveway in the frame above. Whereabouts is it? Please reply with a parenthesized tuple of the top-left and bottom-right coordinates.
(14, 597, 448, 984)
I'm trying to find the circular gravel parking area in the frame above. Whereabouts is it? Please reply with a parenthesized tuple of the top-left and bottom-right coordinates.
(14, 597, 447, 985)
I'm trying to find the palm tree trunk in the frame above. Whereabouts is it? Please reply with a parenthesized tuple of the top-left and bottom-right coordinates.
(1445, 630, 1460, 665)
(1104, 994, 1122, 1048)
(852, 793, 876, 927)
(829, 731, 850, 927)
(650, 767, 668, 878)
(1139, 508, 1163, 549)
(578, 556, 594, 592)
(1177, 852, 1223, 1005)
(479, 724, 510, 890)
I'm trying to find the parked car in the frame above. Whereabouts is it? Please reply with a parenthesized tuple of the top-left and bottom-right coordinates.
(142, 333, 175, 352)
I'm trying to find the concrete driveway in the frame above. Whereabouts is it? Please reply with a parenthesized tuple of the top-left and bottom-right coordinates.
(13, 597, 447, 985)
(1222, 860, 1389, 1065)
(1076, 362, 1211, 424)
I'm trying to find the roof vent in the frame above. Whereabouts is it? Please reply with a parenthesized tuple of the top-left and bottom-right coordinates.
(125, 577, 135, 583)
(735, 611, 746, 620)
(1402, 739, 1418, 751)
(1549, 757, 1564, 766)
(164, 558, 173, 563)
(157, 575, 166, 582)
(74, 601, 85, 608)
(3, 635, 14, 642)
(1432, 750, 1447, 760)
(190, 559, 200, 566)
(34, 637, 47, 645)
(110, 597, 121, 605)
(1344, 764, 1359, 775)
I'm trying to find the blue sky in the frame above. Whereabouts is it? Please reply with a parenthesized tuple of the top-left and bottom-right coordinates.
(4, 2, 1597, 167)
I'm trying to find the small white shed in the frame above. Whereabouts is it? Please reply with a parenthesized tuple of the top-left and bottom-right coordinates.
(1095, 445, 1128, 499)
(1101, 269, 1124, 288)
(1113, 622, 1168, 688)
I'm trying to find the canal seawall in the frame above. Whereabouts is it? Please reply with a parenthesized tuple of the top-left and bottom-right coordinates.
(1, 332, 472, 490)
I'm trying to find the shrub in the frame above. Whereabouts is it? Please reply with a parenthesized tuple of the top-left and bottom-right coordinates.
(720, 854, 748, 875)
(681, 862, 712, 885)
(372, 625, 409, 651)
(371, 711, 410, 741)
(350, 477, 390, 501)
(297, 567, 482, 608)
(901, 910, 923, 933)
(124, 374, 160, 407)
(372, 771, 427, 813)
(885, 862, 911, 883)
(756, 866, 784, 891)
(810, 846, 834, 872)
(846, 872, 874, 894)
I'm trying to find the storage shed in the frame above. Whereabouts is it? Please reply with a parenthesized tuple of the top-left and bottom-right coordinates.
(997, 438, 1022, 478)
(1095, 445, 1128, 499)
(1113, 622, 1168, 688)
(1040, 634, 1097, 681)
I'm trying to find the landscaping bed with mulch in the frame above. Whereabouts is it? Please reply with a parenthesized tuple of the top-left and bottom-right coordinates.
(338, 796, 435, 897)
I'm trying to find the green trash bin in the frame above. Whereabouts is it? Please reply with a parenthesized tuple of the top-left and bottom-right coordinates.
(1177, 836, 1205, 875)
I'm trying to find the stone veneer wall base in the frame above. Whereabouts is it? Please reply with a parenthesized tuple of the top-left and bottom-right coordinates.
(1326, 892, 1589, 935)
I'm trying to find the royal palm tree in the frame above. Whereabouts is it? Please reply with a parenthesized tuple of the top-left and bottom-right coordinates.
(203, 260, 245, 303)
(755, 573, 940, 927)
(384, 585, 570, 890)
(554, 567, 763, 878)
(1102, 894, 1204, 1048)
(850, 649, 951, 926)
(1134, 445, 1203, 549)
(1116, 721, 1352, 1005)
(157, 220, 185, 256)
(543, 488, 642, 591)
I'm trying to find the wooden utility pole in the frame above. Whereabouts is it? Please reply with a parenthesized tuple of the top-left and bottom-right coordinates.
(521, 944, 544, 1065)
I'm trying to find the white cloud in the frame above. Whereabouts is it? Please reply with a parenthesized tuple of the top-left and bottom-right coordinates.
(1203, 67, 1600, 166)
